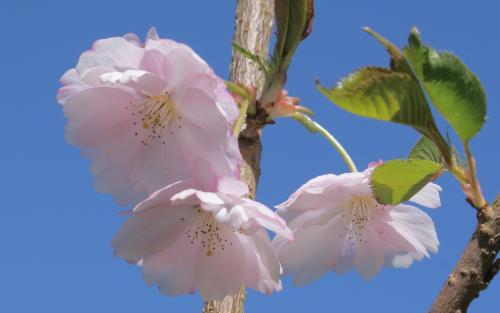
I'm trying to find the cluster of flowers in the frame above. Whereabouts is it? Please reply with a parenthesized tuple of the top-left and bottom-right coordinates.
(58, 29, 441, 301)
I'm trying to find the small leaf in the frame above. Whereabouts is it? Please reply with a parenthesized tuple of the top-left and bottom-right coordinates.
(317, 67, 436, 131)
(403, 28, 487, 142)
(362, 27, 413, 74)
(408, 136, 443, 164)
(232, 41, 271, 75)
(262, 0, 313, 106)
(371, 159, 442, 205)
(274, 0, 313, 71)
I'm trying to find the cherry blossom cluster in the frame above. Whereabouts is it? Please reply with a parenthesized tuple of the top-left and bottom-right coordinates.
(58, 29, 441, 301)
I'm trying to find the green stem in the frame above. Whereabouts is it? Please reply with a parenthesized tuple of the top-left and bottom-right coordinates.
(291, 112, 358, 172)
(225, 81, 249, 100)
(232, 98, 249, 137)
(449, 162, 468, 185)
(464, 142, 487, 209)
(225, 81, 251, 137)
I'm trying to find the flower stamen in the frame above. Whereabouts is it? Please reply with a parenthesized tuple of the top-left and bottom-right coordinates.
(126, 93, 182, 146)
(342, 197, 382, 244)
(184, 210, 232, 256)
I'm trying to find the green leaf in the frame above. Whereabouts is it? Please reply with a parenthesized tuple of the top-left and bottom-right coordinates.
(274, 0, 313, 71)
(318, 27, 455, 165)
(317, 67, 436, 131)
(371, 159, 442, 205)
(403, 28, 487, 142)
(362, 27, 413, 74)
(408, 136, 443, 164)
(232, 41, 271, 76)
(262, 0, 313, 106)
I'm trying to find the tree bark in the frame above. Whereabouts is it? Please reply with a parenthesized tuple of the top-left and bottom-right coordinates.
(430, 195, 500, 313)
(202, 1, 274, 312)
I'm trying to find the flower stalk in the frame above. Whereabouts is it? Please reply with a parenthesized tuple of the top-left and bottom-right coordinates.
(291, 112, 358, 172)
(226, 81, 251, 137)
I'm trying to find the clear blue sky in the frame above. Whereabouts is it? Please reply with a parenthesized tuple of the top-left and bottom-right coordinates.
(1, 1, 499, 312)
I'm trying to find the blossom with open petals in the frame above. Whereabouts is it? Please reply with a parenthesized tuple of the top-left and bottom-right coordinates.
(273, 165, 441, 285)
(57, 28, 241, 205)
(112, 175, 293, 301)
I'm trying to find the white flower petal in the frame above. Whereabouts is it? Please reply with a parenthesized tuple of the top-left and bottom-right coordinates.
(409, 182, 442, 209)
(354, 225, 385, 279)
(388, 204, 439, 257)
(100, 70, 167, 95)
(274, 215, 345, 286)
(77, 37, 144, 75)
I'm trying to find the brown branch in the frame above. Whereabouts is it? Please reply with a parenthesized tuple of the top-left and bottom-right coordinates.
(202, 1, 274, 312)
(430, 195, 500, 313)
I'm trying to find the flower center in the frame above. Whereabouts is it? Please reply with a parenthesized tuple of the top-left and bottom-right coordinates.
(342, 196, 383, 244)
(183, 210, 233, 256)
(125, 92, 183, 146)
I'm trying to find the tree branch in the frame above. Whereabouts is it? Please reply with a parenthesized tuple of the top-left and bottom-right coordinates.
(202, 1, 274, 312)
(430, 195, 500, 313)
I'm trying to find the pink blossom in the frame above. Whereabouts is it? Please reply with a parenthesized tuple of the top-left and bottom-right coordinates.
(57, 28, 241, 205)
(273, 165, 441, 285)
(112, 173, 293, 301)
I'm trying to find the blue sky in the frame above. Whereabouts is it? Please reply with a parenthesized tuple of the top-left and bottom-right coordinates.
(1, 0, 499, 312)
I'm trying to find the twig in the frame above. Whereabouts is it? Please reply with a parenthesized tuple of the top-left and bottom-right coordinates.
(429, 195, 500, 313)
(201, 1, 274, 312)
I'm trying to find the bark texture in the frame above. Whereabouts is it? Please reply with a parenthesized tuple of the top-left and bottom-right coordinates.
(430, 195, 500, 313)
(202, 1, 274, 312)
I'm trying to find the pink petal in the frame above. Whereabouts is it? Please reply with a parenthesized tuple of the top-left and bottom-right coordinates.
(287, 207, 339, 229)
(77, 37, 144, 75)
(276, 173, 367, 221)
(175, 73, 239, 122)
(57, 69, 89, 104)
(128, 132, 193, 198)
(133, 180, 195, 213)
(241, 199, 293, 240)
(145, 27, 160, 42)
(146, 44, 212, 93)
(176, 117, 240, 181)
(218, 177, 249, 197)
(141, 223, 199, 296)
(123, 32, 142, 46)
(112, 205, 194, 263)
(239, 230, 281, 295)
(145, 37, 179, 57)
(63, 87, 136, 147)
(274, 215, 345, 285)
(194, 226, 245, 301)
